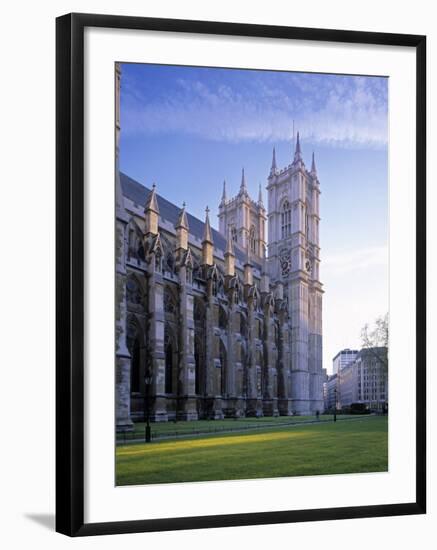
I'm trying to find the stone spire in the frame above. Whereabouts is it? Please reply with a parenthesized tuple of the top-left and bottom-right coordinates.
(202, 206, 213, 244)
(144, 183, 159, 214)
(202, 206, 214, 265)
(221, 180, 227, 204)
(239, 167, 247, 194)
(270, 146, 277, 174)
(144, 183, 159, 235)
(293, 131, 302, 162)
(175, 201, 189, 250)
(176, 201, 189, 230)
(224, 226, 235, 276)
(311, 151, 317, 176)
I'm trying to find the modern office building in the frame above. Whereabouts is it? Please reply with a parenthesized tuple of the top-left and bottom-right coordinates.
(337, 348, 388, 411)
(332, 348, 359, 375)
(324, 373, 339, 412)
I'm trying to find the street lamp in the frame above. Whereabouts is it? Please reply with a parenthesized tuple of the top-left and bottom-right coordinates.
(144, 370, 153, 443)
(333, 387, 337, 422)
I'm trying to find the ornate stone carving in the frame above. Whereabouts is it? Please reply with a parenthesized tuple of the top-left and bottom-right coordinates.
(279, 248, 291, 278)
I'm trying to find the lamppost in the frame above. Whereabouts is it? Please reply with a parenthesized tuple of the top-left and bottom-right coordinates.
(144, 370, 153, 443)
(333, 387, 337, 422)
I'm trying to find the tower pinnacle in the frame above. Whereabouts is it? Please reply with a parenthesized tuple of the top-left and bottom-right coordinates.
(225, 226, 235, 256)
(221, 180, 227, 204)
(240, 168, 247, 194)
(202, 206, 213, 244)
(270, 146, 277, 174)
(175, 201, 189, 251)
(311, 151, 317, 176)
(144, 183, 159, 235)
(176, 201, 189, 230)
(144, 183, 159, 214)
(294, 131, 302, 162)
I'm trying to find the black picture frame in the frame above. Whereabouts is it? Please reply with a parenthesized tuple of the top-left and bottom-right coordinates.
(56, 12, 426, 537)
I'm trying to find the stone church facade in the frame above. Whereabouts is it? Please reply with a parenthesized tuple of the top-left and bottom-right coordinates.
(115, 65, 324, 429)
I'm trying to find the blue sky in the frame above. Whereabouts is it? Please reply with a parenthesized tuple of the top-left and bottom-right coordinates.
(119, 63, 389, 373)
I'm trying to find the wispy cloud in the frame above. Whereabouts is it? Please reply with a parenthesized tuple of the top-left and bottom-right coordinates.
(322, 245, 388, 276)
(121, 66, 388, 149)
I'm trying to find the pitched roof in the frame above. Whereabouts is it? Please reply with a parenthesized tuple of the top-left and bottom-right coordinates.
(120, 172, 260, 268)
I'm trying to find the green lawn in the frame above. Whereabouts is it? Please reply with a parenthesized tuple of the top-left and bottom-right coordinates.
(116, 415, 388, 486)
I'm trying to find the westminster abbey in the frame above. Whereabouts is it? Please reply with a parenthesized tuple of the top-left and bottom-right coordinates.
(115, 65, 325, 429)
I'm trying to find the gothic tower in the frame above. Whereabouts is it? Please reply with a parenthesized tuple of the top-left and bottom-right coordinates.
(267, 135, 324, 414)
(218, 169, 267, 259)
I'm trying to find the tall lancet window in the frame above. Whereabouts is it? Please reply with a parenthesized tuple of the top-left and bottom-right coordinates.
(281, 200, 292, 239)
(231, 226, 237, 243)
(249, 225, 256, 255)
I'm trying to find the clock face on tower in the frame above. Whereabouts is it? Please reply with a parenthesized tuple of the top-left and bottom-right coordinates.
(280, 249, 291, 277)
(305, 259, 312, 273)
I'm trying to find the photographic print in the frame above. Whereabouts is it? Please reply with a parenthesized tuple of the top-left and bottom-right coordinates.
(114, 62, 389, 487)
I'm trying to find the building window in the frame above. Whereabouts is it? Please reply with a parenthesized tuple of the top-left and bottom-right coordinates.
(165, 343, 173, 394)
(130, 339, 141, 393)
(164, 326, 174, 394)
(186, 267, 192, 285)
(249, 225, 256, 254)
(231, 226, 237, 242)
(281, 200, 291, 239)
(219, 306, 227, 330)
(155, 250, 162, 273)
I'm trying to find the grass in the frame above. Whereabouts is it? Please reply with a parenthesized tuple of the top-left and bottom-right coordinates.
(115, 415, 388, 486)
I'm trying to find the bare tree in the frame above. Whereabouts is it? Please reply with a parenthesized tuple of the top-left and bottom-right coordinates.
(360, 313, 388, 370)
(360, 313, 388, 412)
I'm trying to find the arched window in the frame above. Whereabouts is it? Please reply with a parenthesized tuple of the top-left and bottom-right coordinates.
(164, 326, 173, 394)
(186, 266, 193, 285)
(137, 244, 145, 261)
(155, 250, 162, 273)
(130, 339, 141, 393)
(193, 298, 206, 397)
(239, 313, 247, 337)
(220, 341, 227, 396)
(165, 343, 173, 394)
(165, 252, 175, 274)
(128, 229, 135, 258)
(126, 319, 142, 394)
(281, 200, 291, 239)
(194, 337, 201, 395)
(249, 225, 256, 255)
(231, 226, 237, 243)
(219, 306, 227, 330)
